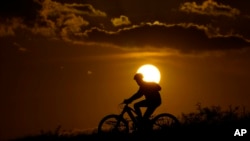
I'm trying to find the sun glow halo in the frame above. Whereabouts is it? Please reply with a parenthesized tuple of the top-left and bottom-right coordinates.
(136, 64, 161, 83)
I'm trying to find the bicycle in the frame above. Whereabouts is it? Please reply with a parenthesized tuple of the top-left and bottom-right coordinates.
(98, 102, 180, 135)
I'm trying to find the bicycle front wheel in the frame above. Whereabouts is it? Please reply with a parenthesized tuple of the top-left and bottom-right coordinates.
(98, 114, 129, 135)
(152, 113, 180, 131)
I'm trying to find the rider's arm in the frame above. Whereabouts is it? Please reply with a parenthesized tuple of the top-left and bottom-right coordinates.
(126, 88, 143, 103)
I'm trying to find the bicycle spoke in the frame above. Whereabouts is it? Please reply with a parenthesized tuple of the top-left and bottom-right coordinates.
(98, 114, 129, 134)
(105, 121, 118, 125)
(152, 113, 179, 131)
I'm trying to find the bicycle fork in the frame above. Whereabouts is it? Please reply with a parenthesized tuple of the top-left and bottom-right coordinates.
(113, 109, 129, 131)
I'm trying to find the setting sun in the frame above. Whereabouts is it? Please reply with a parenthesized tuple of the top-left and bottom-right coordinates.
(137, 64, 161, 83)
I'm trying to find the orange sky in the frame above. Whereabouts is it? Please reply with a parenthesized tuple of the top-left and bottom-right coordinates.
(1, 41, 250, 140)
(1, 0, 250, 140)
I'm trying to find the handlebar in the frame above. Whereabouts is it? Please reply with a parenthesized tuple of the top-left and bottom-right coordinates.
(118, 101, 136, 114)
(119, 101, 130, 109)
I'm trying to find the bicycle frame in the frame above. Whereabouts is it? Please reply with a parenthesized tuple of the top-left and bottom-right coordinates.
(118, 104, 137, 124)
(98, 103, 180, 134)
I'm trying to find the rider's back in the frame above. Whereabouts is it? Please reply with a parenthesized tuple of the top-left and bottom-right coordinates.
(139, 82, 161, 105)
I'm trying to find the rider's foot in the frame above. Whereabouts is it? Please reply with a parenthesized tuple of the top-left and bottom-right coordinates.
(136, 117, 151, 129)
(135, 116, 142, 122)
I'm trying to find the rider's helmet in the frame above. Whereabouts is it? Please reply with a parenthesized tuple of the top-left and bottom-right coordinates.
(133, 73, 143, 81)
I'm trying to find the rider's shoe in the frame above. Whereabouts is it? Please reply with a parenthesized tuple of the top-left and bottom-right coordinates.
(135, 116, 142, 122)
(136, 117, 152, 131)
(134, 116, 143, 130)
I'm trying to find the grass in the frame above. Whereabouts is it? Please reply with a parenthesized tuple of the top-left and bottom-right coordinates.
(178, 103, 250, 138)
(11, 104, 250, 141)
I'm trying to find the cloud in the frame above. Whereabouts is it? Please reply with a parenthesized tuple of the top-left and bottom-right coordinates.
(0, 18, 26, 37)
(1, 0, 249, 55)
(87, 70, 93, 75)
(111, 15, 131, 27)
(0, 0, 107, 39)
(179, 0, 240, 17)
(32, 0, 106, 39)
(13, 42, 28, 52)
(83, 22, 250, 53)
(38, 0, 106, 18)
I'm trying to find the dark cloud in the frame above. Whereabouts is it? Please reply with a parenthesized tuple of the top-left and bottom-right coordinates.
(84, 23, 250, 53)
(176, 0, 250, 40)
(0, 0, 41, 22)
(0, 0, 107, 38)
(216, 0, 250, 15)
(179, 0, 240, 17)
(0, 18, 26, 37)
(1, 0, 250, 54)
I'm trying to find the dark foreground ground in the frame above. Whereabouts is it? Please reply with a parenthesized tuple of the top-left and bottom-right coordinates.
(11, 105, 250, 141)
(11, 122, 250, 141)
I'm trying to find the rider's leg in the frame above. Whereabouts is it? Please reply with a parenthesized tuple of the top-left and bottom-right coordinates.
(143, 105, 158, 120)
(134, 100, 147, 118)
(143, 100, 161, 120)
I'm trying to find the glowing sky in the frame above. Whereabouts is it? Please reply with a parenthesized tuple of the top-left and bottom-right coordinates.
(1, 0, 250, 140)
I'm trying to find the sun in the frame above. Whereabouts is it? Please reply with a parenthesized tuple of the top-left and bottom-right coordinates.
(136, 64, 161, 83)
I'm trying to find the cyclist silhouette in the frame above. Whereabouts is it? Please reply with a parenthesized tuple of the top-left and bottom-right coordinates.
(124, 73, 162, 123)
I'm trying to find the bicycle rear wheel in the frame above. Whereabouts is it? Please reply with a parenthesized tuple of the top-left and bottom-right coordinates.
(98, 114, 129, 135)
(152, 113, 180, 131)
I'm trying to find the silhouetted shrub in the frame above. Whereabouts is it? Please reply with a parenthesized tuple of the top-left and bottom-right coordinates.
(178, 103, 250, 138)
(12, 103, 250, 140)
(181, 103, 249, 125)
